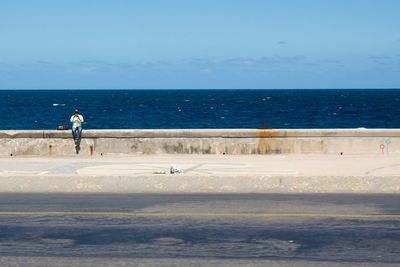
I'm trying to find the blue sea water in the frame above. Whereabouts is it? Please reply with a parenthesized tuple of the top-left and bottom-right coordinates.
(0, 89, 399, 130)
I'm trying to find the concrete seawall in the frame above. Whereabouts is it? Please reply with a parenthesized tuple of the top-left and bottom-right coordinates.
(0, 129, 399, 156)
(1, 129, 400, 193)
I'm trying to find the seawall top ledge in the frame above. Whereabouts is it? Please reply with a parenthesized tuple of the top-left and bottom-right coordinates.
(0, 129, 399, 139)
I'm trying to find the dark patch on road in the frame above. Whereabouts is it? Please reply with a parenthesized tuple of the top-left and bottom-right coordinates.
(0, 216, 399, 262)
(0, 194, 399, 263)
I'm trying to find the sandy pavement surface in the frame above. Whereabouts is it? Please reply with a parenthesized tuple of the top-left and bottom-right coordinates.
(0, 154, 399, 193)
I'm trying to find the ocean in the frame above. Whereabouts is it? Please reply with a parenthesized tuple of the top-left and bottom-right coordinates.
(0, 89, 399, 130)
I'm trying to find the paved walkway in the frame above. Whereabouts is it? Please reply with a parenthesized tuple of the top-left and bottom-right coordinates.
(1, 154, 400, 177)
(0, 154, 399, 193)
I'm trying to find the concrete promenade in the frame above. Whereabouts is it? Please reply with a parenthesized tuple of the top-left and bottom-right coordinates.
(1, 154, 400, 193)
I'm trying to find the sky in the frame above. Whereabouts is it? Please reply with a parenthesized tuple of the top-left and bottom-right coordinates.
(0, 0, 399, 89)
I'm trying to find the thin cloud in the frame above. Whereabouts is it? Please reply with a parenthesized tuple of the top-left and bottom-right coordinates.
(323, 59, 341, 64)
(202, 68, 213, 73)
(183, 58, 216, 66)
(369, 55, 397, 65)
(0, 62, 15, 69)
(225, 58, 256, 65)
(237, 55, 305, 65)
(219, 55, 306, 66)
(35, 60, 53, 66)
(73, 60, 133, 73)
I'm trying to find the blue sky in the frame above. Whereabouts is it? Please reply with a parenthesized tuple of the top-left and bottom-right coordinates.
(0, 0, 399, 89)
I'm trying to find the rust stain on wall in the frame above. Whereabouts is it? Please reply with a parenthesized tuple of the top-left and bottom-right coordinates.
(320, 140, 325, 152)
(256, 129, 284, 154)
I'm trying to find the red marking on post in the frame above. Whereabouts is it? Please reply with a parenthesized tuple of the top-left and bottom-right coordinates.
(380, 144, 385, 155)
(90, 145, 94, 156)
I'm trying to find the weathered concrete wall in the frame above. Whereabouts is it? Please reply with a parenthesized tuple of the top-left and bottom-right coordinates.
(0, 129, 399, 156)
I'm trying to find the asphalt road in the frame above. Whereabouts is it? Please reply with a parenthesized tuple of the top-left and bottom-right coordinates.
(0, 193, 399, 266)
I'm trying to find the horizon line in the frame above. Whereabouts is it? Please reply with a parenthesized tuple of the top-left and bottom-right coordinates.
(1, 88, 400, 90)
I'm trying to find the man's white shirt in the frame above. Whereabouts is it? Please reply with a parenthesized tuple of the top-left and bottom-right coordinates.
(70, 115, 84, 128)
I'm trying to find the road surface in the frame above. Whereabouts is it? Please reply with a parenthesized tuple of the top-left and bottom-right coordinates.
(0, 193, 399, 266)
